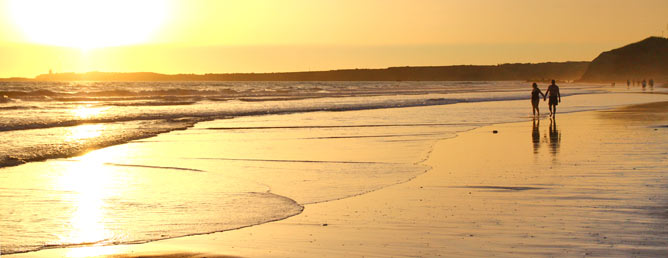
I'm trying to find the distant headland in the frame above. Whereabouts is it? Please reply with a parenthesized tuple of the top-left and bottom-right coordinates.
(27, 62, 590, 82)
(1, 37, 665, 83)
(579, 36, 668, 82)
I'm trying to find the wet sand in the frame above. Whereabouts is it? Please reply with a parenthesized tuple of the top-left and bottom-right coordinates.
(7, 101, 668, 257)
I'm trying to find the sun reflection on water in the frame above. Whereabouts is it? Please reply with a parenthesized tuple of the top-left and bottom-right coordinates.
(66, 105, 109, 143)
(71, 105, 108, 119)
(65, 124, 104, 142)
(56, 159, 113, 245)
(53, 147, 130, 252)
(66, 245, 122, 258)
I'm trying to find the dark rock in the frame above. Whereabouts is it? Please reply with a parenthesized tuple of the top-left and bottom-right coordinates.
(579, 37, 668, 82)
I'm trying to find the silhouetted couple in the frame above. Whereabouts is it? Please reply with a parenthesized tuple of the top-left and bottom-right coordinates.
(531, 80, 561, 117)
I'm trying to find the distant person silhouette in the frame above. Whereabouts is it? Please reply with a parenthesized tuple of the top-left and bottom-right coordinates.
(530, 82, 545, 117)
(544, 80, 561, 117)
(649, 79, 654, 87)
(642, 79, 647, 88)
(626, 80, 630, 88)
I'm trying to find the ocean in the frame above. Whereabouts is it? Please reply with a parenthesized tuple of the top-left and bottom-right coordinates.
(0, 81, 663, 254)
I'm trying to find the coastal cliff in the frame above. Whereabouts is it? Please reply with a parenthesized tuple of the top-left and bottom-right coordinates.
(579, 37, 668, 82)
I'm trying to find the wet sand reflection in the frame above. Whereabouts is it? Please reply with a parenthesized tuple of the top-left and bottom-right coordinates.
(532, 118, 540, 154)
(548, 117, 561, 155)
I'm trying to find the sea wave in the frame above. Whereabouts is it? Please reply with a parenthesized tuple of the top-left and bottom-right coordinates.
(0, 95, 526, 133)
(0, 88, 238, 101)
(0, 119, 200, 168)
(0, 81, 603, 169)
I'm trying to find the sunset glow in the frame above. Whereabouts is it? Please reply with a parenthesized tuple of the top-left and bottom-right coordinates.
(0, 0, 666, 77)
(7, 0, 169, 50)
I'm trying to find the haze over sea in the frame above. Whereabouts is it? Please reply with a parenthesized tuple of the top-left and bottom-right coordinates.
(1, 80, 666, 254)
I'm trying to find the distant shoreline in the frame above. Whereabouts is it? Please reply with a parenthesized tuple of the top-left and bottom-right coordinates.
(0, 61, 589, 82)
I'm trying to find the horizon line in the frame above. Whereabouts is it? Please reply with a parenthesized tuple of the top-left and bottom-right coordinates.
(3, 60, 591, 80)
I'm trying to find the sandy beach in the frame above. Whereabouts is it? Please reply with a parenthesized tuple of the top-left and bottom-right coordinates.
(5, 93, 667, 258)
(2, 1, 667, 256)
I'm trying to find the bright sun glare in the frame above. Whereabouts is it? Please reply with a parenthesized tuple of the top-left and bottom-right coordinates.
(7, 0, 169, 49)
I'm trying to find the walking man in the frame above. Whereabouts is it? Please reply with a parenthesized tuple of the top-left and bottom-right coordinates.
(544, 80, 561, 117)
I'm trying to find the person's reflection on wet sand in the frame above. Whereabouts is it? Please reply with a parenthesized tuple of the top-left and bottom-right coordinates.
(549, 117, 561, 155)
(532, 118, 540, 154)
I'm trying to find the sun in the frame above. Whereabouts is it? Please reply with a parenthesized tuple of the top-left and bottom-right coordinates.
(7, 0, 169, 50)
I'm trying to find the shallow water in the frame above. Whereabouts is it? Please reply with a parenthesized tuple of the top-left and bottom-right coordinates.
(0, 81, 665, 254)
(0, 81, 606, 168)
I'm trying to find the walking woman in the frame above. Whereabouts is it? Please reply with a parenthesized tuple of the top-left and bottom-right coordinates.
(531, 82, 545, 117)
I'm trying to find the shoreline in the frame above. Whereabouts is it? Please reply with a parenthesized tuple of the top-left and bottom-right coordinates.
(7, 98, 668, 257)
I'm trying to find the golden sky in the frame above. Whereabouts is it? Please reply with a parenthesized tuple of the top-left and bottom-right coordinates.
(0, 0, 666, 77)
